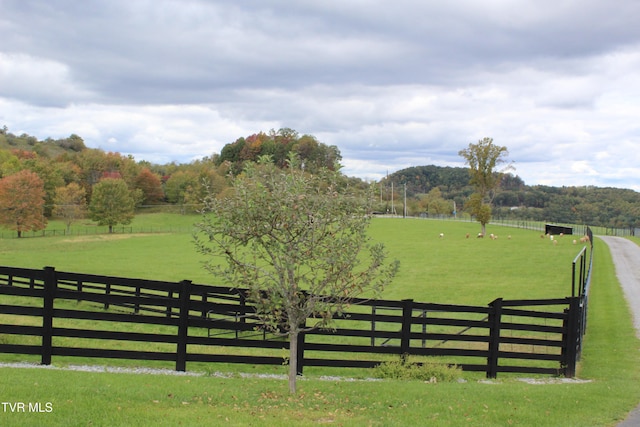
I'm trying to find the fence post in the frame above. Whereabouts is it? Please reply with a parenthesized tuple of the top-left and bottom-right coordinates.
(400, 299, 413, 362)
(104, 283, 111, 310)
(421, 310, 427, 348)
(134, 286, 140, 314)
(42, 266, 56, 366)
(166, 290, 173, 318)
(487, 298, 503, 378)
(296, 331, 306, 376)
(239, 291, 247, 325)
(176, 280, 191, 372)
(76, 280, 82, 302)
(201, 292, 207, 318)
(562, 297, 580, 377)
(371, 305, 376, 347)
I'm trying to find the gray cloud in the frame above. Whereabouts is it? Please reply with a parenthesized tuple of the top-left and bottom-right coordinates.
(1, 0, 640, 190)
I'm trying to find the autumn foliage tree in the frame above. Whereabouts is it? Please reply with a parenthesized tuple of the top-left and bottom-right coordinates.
(53, 182, 87, 233)
(0, 170, 47, 237)
(194, 156, 399, 394)
(134, 168, 165, 205)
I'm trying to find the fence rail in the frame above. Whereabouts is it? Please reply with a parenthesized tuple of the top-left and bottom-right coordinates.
(0, 265, 585, 378)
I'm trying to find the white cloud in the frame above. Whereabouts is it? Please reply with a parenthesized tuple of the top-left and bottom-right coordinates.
(0, 53, 94, 106)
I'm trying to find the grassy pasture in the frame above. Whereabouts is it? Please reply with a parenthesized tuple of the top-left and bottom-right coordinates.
(1, 214, 640, 425)
(1, 214, 582, 302)
(0, 215, 603, 372)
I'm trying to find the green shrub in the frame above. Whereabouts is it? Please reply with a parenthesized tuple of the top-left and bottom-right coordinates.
(373, 358, 462, 382)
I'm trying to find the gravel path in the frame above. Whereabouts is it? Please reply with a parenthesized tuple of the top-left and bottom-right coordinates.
(600, 236, 640, 335)
(599, 236, 640, 427)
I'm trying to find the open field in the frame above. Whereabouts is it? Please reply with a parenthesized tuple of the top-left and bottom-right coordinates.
(1, 214, 640, 425)
(1, 214, 584, 303)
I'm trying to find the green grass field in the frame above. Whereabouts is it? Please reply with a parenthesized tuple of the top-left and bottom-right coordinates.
(1, 214, 639, 426)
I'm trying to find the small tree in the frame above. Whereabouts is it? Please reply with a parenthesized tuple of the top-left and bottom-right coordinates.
(458, 138, 512, 235)
(0, 170, 47, 237)
(53, 182, 87, 233)
(134, 168, 165, 205)
(194, 157, 399, 394)
(88, 178, 136, 233)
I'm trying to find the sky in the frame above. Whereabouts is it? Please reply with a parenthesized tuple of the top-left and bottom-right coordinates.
(1, 0, 639, 191)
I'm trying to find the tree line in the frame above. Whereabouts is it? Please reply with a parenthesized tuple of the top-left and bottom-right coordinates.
(382, 166, 640, 230)
(0, 126, 638, 236)
(0, 127, 366, 236)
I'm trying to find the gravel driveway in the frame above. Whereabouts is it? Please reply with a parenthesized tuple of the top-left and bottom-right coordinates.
(599, 236, 640, 427)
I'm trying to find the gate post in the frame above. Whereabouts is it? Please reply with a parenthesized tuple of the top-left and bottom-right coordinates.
(487, 298, 503, 378)
(562, 297, 580, 377)
(176, 280, 191, 372)
(42, 267, 56, 366)
(400, 299, 413, 362)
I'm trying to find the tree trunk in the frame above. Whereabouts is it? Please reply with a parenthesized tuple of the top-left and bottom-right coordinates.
(108, 225, 113, 233)
(288, 330, 298, 394)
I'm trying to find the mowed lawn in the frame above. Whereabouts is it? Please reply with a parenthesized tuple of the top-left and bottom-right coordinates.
(1, 214, 640, 426)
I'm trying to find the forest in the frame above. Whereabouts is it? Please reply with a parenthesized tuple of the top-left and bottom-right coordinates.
(0, 125, 638, 235)
(382, 165, 640, 229)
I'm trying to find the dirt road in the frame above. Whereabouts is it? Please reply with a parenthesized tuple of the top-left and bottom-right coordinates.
(599, 236, 640, 427)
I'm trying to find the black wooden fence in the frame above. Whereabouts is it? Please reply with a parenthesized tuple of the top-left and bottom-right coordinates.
(0, 265, 583, 378)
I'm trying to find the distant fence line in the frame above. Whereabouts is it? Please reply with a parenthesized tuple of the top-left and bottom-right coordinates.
(0, 225, 195, 239)
(0, 210, 632, 238)
(378, 213, 633, 237)
(0, 263, 589, 378)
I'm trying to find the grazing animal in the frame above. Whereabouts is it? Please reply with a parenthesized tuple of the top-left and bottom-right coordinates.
(553, 239, 558, 246)
(439, 233, 444, 238)
(466, 233, 470, 239)
(573, 239, 577, 245)
(477, 233, 484, 238)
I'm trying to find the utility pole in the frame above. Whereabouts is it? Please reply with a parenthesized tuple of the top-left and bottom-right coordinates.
(391, 182, 395, 215)
(403, 183, 407, 218)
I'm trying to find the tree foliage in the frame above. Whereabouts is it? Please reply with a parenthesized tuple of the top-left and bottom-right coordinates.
(217, 128, 342, 174)
(0, 170, 47, 237)
(134, 168, 165, 205)
(194, 157, 399, 394)
(458, 138, 512, 234)
(53, 182, 87, 233)
(0, 125, 638, 232)
(88, 178, 137, 233)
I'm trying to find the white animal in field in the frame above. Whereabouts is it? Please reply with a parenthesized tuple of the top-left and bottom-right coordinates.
(439, 233, 444, 238)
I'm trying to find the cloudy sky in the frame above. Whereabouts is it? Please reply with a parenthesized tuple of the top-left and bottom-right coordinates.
(1, 1, 639, 190)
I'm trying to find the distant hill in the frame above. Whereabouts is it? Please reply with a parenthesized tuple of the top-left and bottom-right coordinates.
(384, 165, 640, 229)
(0, 127, 86, 158)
